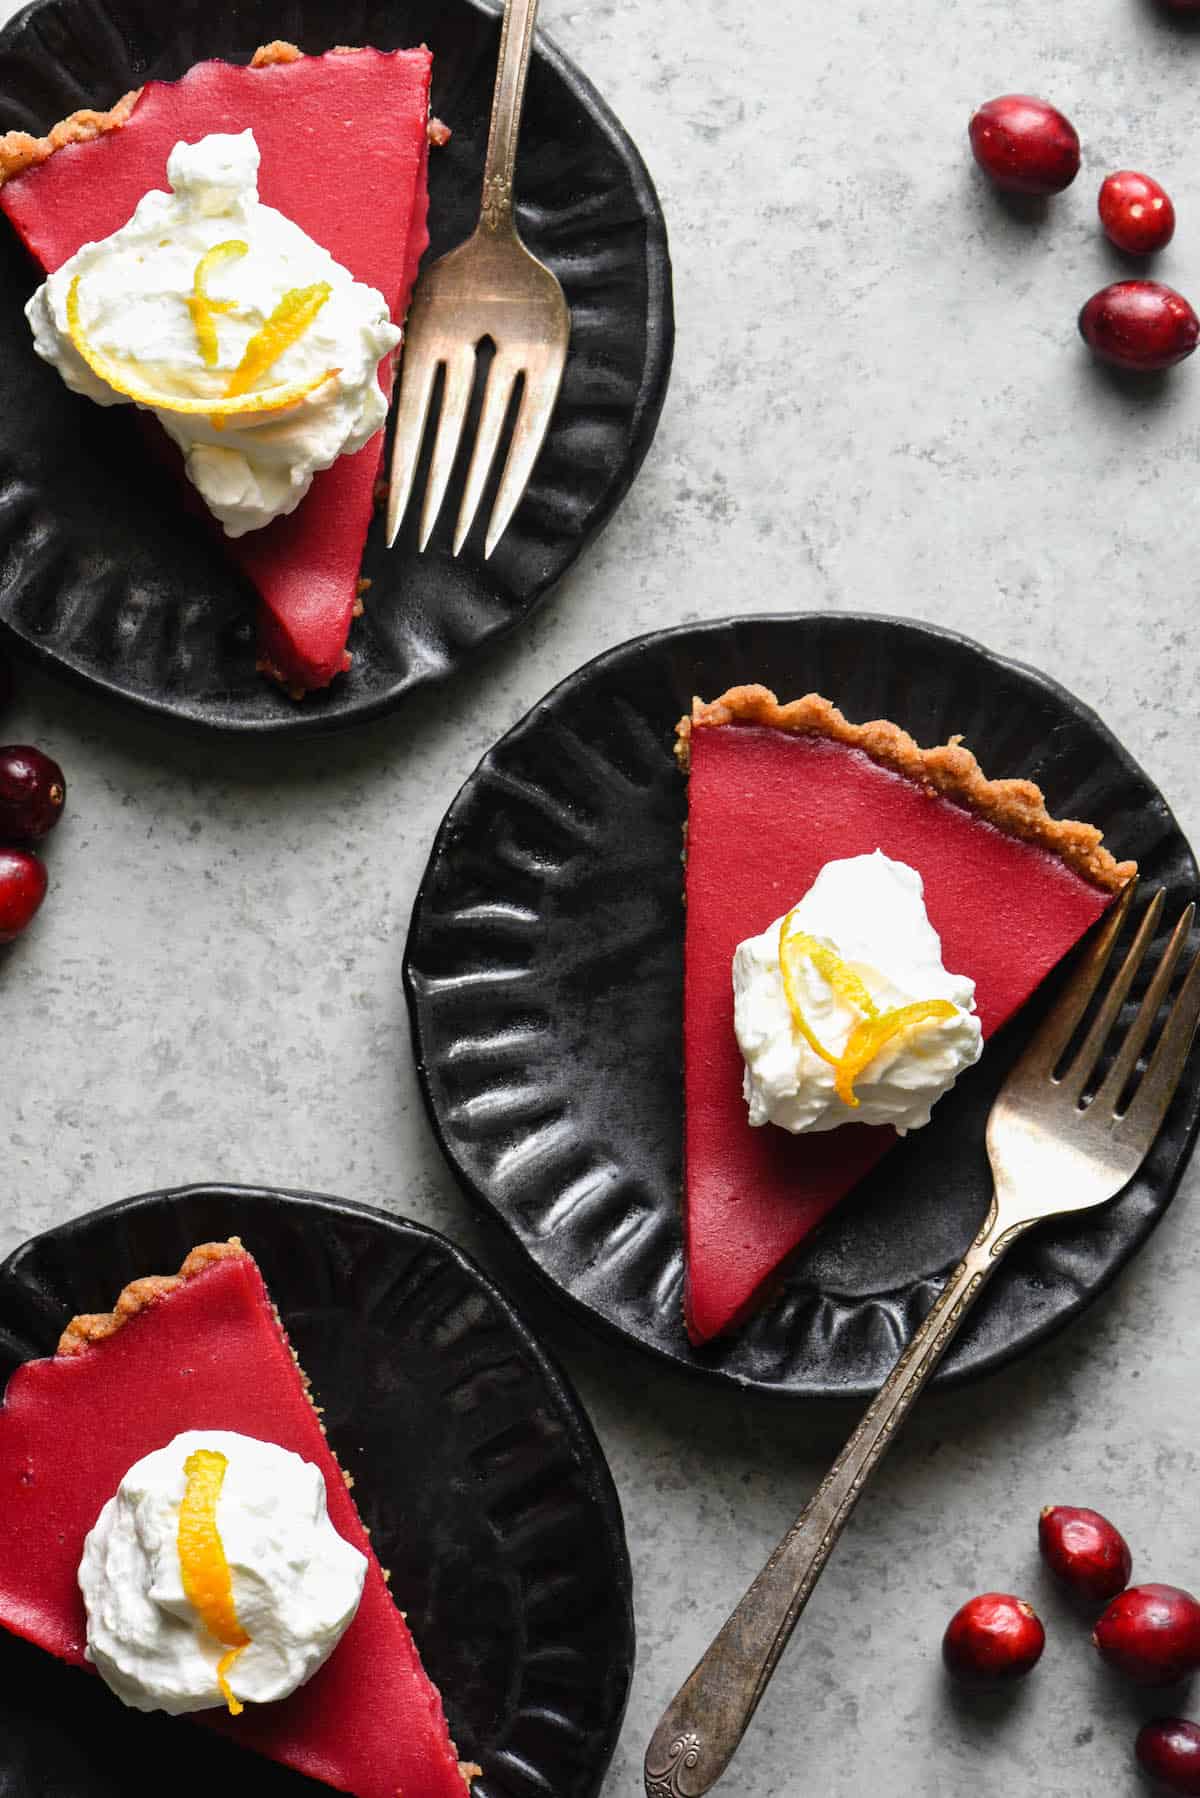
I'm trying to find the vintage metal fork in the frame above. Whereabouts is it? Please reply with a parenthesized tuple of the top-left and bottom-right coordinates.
(645, 880, 1200, 1798)
(385, 0, 570, 559)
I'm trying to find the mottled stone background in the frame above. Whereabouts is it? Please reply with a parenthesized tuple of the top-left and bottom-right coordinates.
(4, 1, 1200, 1793)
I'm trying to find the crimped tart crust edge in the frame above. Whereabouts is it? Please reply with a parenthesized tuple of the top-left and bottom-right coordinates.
(675, 684, 1136, 894)
(57, 1238, 246, 1354)
(0, 87, 142, 187)
(0, 40, 398, 188)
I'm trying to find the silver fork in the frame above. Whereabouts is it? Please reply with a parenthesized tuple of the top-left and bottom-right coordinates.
(645, 879, 1200, 1798)
(385, 0, 570, 559)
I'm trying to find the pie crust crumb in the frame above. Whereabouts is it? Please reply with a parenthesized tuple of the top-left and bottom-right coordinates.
(676, 685, 1136, 894)
(255, 655, 309, 702)
(249, 41, 304, 67)
(249, 42, 364, 66)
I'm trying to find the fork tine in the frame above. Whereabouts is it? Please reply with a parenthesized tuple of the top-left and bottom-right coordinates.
(1096, 899, 1195, 1111)
(453, 352, 519, 556)
(418, 344, 478, 552)
(482, 359, 564, 559)
(385, 343, 440, 549)
(1022, 878, 1138, 1074)
(1116, 932, 1200, 1140)
(1059, 887, 1165, 1098)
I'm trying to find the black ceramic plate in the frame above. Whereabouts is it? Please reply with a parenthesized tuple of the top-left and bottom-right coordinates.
(404, 613, 1200, 1402)
(0, 0, 673, 734)
(0, 1184, 633, 1796)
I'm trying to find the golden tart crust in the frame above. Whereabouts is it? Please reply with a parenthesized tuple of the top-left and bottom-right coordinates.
(0, 40, 375, 187)
(57, 1239, 246, 1354)
(676, 685, 1136, 894)
(0, 86, 142, 188)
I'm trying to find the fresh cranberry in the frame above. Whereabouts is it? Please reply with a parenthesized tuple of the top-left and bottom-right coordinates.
(943, 1593, 1045, 1685)
(1039, 1506, 1132, 1604)
(0, 848, 47, 942)
(0, 746, 66, 840)
(1079, 282, 1200, 371)
(969, 95, 1081, 195)
(1138, 1720, 1200, 1795)
(1094, 1585, 1200, 1686)
(1099, 171, 1176, 255)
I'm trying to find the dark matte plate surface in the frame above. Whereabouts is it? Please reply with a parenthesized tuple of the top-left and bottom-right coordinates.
(0, 1184, 633, 1796)
(404, 613, 1200, 1401)
(0, 0, 673, 734)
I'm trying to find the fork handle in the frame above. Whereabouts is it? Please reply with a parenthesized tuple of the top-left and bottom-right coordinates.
(478, 0, 540, 237)
(644, 1198, 1032, 1798)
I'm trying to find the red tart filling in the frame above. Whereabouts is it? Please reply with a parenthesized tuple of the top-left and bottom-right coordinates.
(679, 689, 1134, 1345)
(0, 1241, 474, 1797)
(0, 43, 433, 697)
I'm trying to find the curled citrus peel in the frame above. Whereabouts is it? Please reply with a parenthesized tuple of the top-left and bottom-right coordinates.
(779, 912, 957, 1108)
(187, 239, 247, 367)
(225, 281, 332, 396)
(177, 1448, 250, 1717)
(65, 275, 338, 421)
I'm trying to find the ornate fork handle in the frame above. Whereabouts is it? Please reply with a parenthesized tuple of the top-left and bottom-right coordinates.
(479, 0, 540, 237)
(644, 1196, 1032, 1798)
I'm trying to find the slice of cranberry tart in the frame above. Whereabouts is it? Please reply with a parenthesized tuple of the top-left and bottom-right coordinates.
(0, 41, 434, 698)
(0, 1238, 476, 1796)
(678, 686, 1135, 1344)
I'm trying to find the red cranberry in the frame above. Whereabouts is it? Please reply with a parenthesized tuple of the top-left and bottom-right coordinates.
(943, 1593, 1045, 1685)
(1094, 1585, 1200, 1686)
(0, 847, 47, 942)
(1039, 1506, 1132, 1604)
(1079, 282, 1200, 372)
(0, 745, 66, 840)
(1138, 1720, 1200, 1795)
(969, 95, 1081, 196)
(1099, 171, 1176, 255)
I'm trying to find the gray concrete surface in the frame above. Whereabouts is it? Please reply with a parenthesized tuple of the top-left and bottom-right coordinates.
(5, 0, 1200, 1792)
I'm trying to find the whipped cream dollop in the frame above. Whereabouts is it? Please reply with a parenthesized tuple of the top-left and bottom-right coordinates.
(78, 1430, 367, 1714)
(733, 851, 983, 1135)
(26, 131, 400, 536)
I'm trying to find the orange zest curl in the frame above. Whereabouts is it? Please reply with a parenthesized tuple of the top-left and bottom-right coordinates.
(66, 275, 337, 421)
(224, 281, 333, 396)
(834, 1001, 959, 1107)
(177, 1448, 250, 1717)
(778, 911, 957, 1108)
(187, 239, 248, 367)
